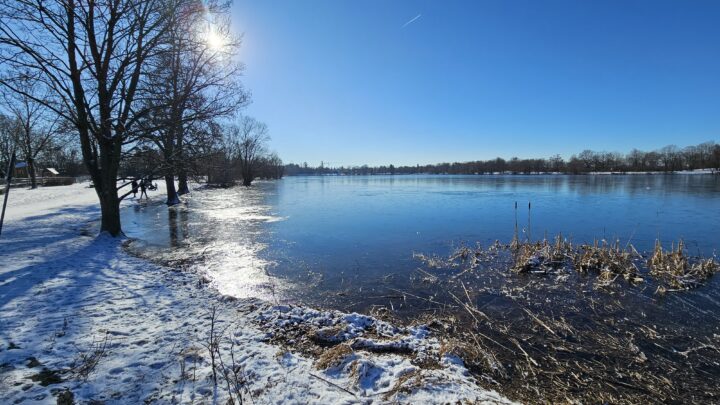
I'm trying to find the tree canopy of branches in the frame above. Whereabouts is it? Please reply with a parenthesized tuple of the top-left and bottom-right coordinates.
(136, 0, 248, 205)
(1, 0, 170, 235)
(0, 113, 17, 177)
(228, 117, 269, 187)
(0, 112, 82, 179)
(204, 117, 280, 187)
(0, 0, 255, 233)
(1, 77, 64, 188)
(284, 141, 720, 176)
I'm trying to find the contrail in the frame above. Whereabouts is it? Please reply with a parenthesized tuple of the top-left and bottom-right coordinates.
(402, 13, 422, 28)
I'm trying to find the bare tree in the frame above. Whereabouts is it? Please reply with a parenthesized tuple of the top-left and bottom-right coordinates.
(659, 145, 680, 172)
(138, 0, 248, 205)
(0, 0, 168, 235)
(2, 78, 62, 188)
(577, 150, 595, 172)
(283, 140, 719, 176)
(0, 113, 16, 176)
(40, 141, 86, 177)
(226, 117, 269, 187)
(257, 152, 284, 179)
(548, 154, 564, 172)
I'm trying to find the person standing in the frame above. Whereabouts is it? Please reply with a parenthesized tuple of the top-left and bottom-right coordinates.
(131, 179, 139, 198)
(139, 179, 148, 199)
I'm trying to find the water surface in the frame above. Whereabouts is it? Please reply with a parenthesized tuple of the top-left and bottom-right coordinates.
(123, 174, 720, 307)
(123, 174, 720, 403)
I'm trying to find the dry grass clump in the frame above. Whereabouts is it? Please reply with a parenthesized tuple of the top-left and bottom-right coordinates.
(439, 338, 504, 376)
(418, 242, 504, 274)
(310, 325, 348, 345)
(512, 235, 572, 274)
(411, 252, 445, 269)
(509, 235, 643, 285)
(381, 369, 424, 400)
(480, 235, 716, 290)
(648, 240, 718, 290)
(575, 240, 642, 284)
(449, 245, 474, 262)
(315, 343, 353, 370)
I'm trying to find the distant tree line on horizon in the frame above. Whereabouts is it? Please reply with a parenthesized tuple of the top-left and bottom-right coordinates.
(284, 141, 720, 176)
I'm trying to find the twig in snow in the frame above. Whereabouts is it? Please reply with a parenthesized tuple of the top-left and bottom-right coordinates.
(309, 372, 358, 398)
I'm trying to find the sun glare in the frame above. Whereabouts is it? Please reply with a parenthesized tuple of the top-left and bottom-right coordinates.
(205, 27, 226, 51)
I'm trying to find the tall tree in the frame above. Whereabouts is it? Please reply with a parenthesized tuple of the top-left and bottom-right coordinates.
(0, 0, 168, 235)
(139, 0, 247, 205)
(227, 117, 269, 187)
(0, 114, 16, 177)
(659, 145, 680, 172)
(712, 144, 720, 171)
(2, 77, 61, 188)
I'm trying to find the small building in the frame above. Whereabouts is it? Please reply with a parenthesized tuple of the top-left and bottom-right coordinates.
(13, 162, 30, 178)
(43, 168, 60, 177)
(12, 163, 60, 179)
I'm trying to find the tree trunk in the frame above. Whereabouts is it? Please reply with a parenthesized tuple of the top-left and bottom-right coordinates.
(242, 172, 253, 187)
(241, 163, 253, 187)
(177, 171, 189, 195)
(92, 140, 123, 236)
(165, 175, 180, 206)
(98, 190, 121, 236)
(27, 157, 37, 189)
(87, 166, 123, 237)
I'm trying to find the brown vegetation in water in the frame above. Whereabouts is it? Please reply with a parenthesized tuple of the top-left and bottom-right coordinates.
(649, 240, 719, 291)
(500, 235, 717, 291)
(406, 236, 720, 404)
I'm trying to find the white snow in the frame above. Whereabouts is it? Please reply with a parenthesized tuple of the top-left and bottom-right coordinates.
(587, 169, 718, 175)
(0, 183, 516, 404)
(1, 182, 101, 222)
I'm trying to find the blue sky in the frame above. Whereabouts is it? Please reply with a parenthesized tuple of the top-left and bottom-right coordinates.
(231, 0, 720, 167)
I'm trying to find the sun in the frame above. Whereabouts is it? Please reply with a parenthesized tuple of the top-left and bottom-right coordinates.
(205, 27, 226, 51)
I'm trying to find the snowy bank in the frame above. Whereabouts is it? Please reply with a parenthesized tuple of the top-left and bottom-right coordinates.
(0, 184, 515, 404)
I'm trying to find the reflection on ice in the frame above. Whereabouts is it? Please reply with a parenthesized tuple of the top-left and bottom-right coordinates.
(195, 242, 280, 300)
(122, 175, 720, 312)
(122, 183, 287, 301)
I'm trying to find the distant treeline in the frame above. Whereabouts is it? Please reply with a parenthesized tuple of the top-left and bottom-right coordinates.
(285, 141, 720, 176)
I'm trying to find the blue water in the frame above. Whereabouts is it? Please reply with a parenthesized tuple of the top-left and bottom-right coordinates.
(122, 174, 720, 402)
(124, 174, 720, 303)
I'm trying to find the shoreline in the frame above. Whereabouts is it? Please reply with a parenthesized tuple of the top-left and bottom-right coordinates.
(0, 184, 514, 404)
(284, 169, 719, 177)
(5, 181, 718, 403)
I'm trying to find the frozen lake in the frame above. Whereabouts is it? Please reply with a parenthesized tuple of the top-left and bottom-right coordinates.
(123, 174, 720, 306)
(122, 174, 720, 401)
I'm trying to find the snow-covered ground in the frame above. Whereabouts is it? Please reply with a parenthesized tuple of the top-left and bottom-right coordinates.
(0, 183, 515, 404)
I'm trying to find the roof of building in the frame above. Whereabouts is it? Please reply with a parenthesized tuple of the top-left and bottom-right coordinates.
(46, 168, 59, 175)
(15, 162, 27, 168)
